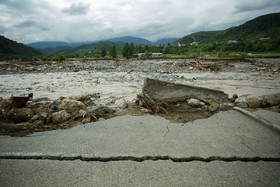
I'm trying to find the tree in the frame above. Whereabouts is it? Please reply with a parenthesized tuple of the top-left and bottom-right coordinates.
(101, 47, 106, 57)
(129, 43, 135, 57)
(121, 42, 130, 59)
(108, 45, 117, 58)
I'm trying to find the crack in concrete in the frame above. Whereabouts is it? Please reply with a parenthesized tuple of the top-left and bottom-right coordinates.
(161, 122, 170, 144)
(240, 134, 257, 155)
(0, 155, 279, 163)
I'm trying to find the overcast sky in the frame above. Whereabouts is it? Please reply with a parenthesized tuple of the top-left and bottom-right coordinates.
(0, 0, 279, 44)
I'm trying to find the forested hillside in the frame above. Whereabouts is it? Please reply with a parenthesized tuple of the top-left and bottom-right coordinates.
(0, 35, 41, 60)
(176, 13, 280, 44)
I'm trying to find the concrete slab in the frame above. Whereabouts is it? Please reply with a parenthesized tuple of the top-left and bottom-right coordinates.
(0, 160, 279, 186)
(143, 78, 229, 102)
(0, 110, 279, 158)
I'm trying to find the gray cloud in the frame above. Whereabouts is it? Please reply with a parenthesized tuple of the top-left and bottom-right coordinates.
(0, 0, 279, 44)
(234, 0, 280, 12)
(62, 2, 90, 15)
(15, 21, 37, 28)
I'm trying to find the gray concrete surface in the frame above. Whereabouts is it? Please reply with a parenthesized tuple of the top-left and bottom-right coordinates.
(144, 78, 229, 102)
(1, 160, 279, 186)
(0, 109, 280, 186)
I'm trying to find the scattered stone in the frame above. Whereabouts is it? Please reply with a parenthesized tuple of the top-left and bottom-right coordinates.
(232, 94, 238, 98)
(58, 98, 86, 112)
(82, 117, 91, 124)
(29, 115, 39, 123)
(264, 93, 280, 106)
(235, 97, 248, 103)
(118, 102, 128, 109)
(39, 112, 48, 121)
(187, 98, 203, 107)
(79, 110, 87, 117)
(98, 117, 105, 121)
(7, 108, 34, 123)
(140, 108, 152, 113)
(209, 103, 219, 112)
(51, 110, 71, 124)
(247, 96, 264, 108)
(237, 102, 248, 108)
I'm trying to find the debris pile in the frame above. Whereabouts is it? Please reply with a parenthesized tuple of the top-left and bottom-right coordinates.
(0, 93, 116, 136)
(135, 79, 280, 118)
(162, 60, 234, 70)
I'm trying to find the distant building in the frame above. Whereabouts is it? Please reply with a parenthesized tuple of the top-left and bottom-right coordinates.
(152, 53, 163, 56)
(190, 42, 198, 46)
(227, 40, 238, 44)
(177, 43, 186, 47)
(136, 53, 163, 58)
(260, 37, 271, 41)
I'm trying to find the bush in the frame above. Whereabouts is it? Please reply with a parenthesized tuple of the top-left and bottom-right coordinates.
(212, 62, 221, 72)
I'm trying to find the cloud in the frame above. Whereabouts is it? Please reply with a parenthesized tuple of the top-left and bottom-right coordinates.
(15, 21, 37, 28)
(234, 0, 280, 12)
(62, 2, 90, 15)
(0, 0, 279, 44)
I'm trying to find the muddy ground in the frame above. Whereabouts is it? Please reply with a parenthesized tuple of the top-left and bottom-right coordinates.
(0, 58, 279, 136)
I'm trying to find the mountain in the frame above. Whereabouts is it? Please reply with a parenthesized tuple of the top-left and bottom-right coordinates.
(176, 12, 280, 44)
(153, 38, 179, 45)
(28, 41, 70, 49)
(39, 41, 124, 55)
(0, 35, 41, 60)
(102, 36, 152, 45)
(28, 36, 152, 49)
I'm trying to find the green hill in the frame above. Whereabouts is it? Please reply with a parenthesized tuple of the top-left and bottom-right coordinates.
(176, 12, 280, 44)
(39, 41, 124, 55)
(0, 35, 41, 60)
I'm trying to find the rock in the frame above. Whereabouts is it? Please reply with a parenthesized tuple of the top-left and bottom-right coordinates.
(247, 96, 264, 108)
(232, 94, 238, 98)
(33, 120, 44, 126)
(7, 108, 34, 123)
(51, 110, 71, 124)
(39, 112, 48, 121)
(209, 103, 219, 112)
(98, 117, 105, 121)
(82, 117, 91, 124)
(86, 106, 100, 113)
(58, 98, 86, 112)
(140, 108, 152, 113)
(237, 102, 248, 108)
(228, 98, 236, 102)
(264, 93, 280, 106)
(235, 97, 248, 103)
(118, 102, 128, 109)
(187, 98, 203, 107)
(79, 110, 87, 117)
(29, 115, 39, 123)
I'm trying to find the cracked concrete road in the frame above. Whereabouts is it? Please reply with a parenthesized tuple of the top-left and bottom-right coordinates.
(0, 109, 280, 186)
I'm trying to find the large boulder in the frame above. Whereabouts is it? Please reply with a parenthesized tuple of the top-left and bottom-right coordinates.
(51, 110, 71, 124)
(247, 96, 264, 108)
(264, 93, 280, 106)
(7, 108, 34, 123)
(58, 98, 86, 112)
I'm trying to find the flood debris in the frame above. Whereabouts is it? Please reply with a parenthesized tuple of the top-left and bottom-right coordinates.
(134, 78, 280, 123)
(162, 60, 234, 71)
(10, 93, 33, 109)
(0, 93, 116, 136)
